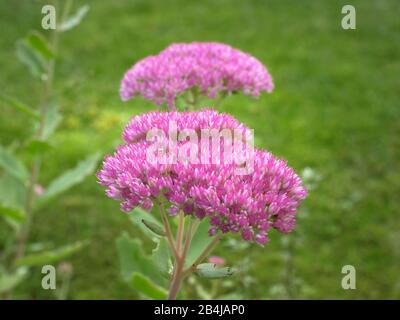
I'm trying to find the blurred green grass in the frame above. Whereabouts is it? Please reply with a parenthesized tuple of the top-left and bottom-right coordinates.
(0, 0, 399, 299)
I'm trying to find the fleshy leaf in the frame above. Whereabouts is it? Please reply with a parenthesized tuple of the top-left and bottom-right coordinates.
(130, 272, 167, 300)
(0, 204, 25, 225)
(116, 233, 165, 286)
(38, 153, 100, 204)
(42, 103, 62, 140)
(142, 219, 166, 237)
(16, 241, 88, 267)
(152, 238, 172, 278)
(16, 39, 46, 78)
(59, 5, 90, 32)
(195, 263, 235, 279)
(0, 267, 28, 294)
(24, 139, 53, 155)
(128, 207, 163, 241)
(26, 32, 54, 60)
(0, 174, 26, 210)
(0, 93, 40, 120)
(0, 145, 29, 183)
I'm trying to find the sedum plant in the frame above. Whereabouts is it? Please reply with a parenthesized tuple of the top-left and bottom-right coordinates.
(98, 42, 307, 300)
(0, 1, 96, 298)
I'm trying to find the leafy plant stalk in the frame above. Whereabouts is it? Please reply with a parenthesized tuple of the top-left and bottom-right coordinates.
(158, 201, 222, 300)
(14, 0, 70, 264)
(0, 0, 93, 300)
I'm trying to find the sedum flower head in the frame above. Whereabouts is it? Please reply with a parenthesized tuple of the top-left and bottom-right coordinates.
(120, 42, 274, 109)
(97, 110, 306, 245)
(122, 109, 249, 143)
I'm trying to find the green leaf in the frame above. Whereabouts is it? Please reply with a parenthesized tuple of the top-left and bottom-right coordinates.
(16, 241, 88, 267)
(128, 207, 163, 241)
(59, 5, 90, 32)
(185, 219, 214, 267)
(16, 40, 45, 78)
(218, 293, 244, 300)
(0, 145, 28, 182)
(0, 174, 26, 209)
(116, 233, 165, 286)
(195, 263, 235, 279)
(191, 278, 212, 299)
(38, 153, 100, 204)
(0, 204, 25, 224)
(0, 93, 40, 120)
(130, 272, 167, 300)
(152, 238, 172, 278)
(26, 32, 54, 60)
(0, 267, 28, 294)
(42, 103, 62, 140)
(26, 242, 53, 253)
(142, 219, 166, 237)
(24, 139, 53, 155)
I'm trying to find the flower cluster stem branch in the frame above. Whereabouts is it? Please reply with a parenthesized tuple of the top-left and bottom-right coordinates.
(159, 202, 179, 260)
(165, 216, 200, 299)
(165, 211, 222, 299)
(181, 219, 194, 260)
(175, 210, 185, 254)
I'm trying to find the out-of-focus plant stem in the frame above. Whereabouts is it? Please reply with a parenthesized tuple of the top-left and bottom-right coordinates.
(283, 235, 296, 299)
(14, 0, 62, 263)
(8, 1, 73, 299)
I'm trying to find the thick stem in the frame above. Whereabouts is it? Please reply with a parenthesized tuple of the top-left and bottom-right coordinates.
(284, 236, 295, 299)
(163, 207, 222, 299)
(167, 260, 184, 300)
(168, 233, 222, 299)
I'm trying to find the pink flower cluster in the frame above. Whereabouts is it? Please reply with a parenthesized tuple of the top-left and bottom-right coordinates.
(123, 109, 249, 143)
(97, 110, 306, 245)
(120, 42, 274, 109)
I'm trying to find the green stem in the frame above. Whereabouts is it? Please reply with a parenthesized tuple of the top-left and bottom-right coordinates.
(175, 210, 185, 255)
(167, 219, 222, 299)
(167, 257, 183, 300)
(159, 202, 179, 260)
(181, 219, 195, 260)
(167, 217, 192, 300)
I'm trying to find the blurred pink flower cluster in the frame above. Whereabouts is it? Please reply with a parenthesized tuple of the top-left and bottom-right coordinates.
(120, 42, 274, 109)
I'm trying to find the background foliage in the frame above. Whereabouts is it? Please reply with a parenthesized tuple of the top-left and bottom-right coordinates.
(0, 0, 399, 299)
